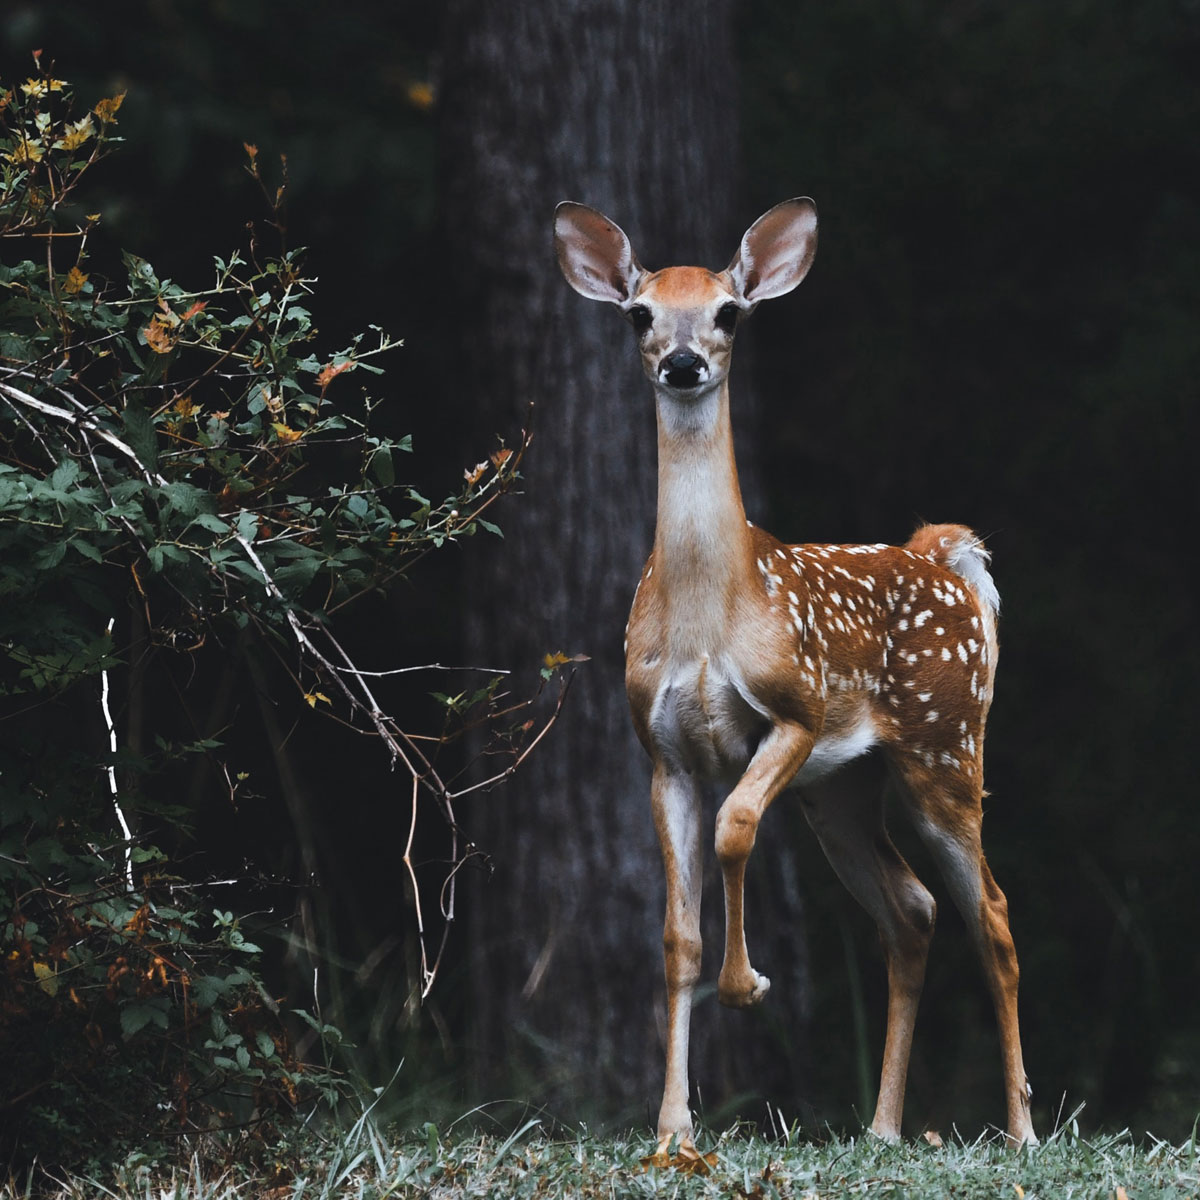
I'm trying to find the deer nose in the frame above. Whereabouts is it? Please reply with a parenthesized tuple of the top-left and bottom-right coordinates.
(662, 351, 703, 388)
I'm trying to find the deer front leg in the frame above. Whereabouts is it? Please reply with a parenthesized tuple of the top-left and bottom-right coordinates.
(714, 722, 813, 1008)
(651, 767, 704, 1151)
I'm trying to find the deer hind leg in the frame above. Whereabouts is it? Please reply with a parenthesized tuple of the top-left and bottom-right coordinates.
(891, 757, 1038, 1146)
(714, 722, 814, 1009)
(651, 768, 704, 1150)
(799, 757, 937, 1141)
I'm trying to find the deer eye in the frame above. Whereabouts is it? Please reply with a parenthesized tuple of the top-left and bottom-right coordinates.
(628, 305, 652, 335)
(715, 303, 740, 334)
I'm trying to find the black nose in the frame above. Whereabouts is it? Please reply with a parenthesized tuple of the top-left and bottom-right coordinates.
(662, 351, 703, 388)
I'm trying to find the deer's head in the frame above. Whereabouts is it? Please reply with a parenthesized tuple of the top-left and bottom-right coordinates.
(554, 199, 818, 396)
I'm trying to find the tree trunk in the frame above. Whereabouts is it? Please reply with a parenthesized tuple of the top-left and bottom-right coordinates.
(437, 0, 814, 1124)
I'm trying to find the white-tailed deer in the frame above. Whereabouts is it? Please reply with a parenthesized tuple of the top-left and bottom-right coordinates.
(554, 198, 1037, 1149)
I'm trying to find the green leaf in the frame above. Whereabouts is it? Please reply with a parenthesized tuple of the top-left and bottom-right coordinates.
(192, 512, 231, 535)
(68, 537, 104, 563)
(235, 510, 259, 541)
(122, 405, 159, 472)
(163, 481, 206, 518)
(371, 445, 395, 486)
(34, 540, 67, 570)
(50, 458, 81, 491)
(120, 1000, 169, 1038)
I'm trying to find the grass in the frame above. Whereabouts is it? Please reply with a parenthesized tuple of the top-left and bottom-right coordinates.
(5, 1114, 1199, 1198)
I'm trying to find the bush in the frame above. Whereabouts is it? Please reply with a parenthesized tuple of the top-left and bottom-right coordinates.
(0, 58, 557, 1170)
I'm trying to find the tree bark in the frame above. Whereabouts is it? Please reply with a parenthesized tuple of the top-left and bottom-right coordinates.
(437, 0, 813, 1123)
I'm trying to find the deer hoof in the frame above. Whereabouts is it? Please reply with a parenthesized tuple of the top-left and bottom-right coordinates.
(717, 967, 771, 1008)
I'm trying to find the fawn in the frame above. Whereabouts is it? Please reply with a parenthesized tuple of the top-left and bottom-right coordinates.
(554, 198, 1036, 1150)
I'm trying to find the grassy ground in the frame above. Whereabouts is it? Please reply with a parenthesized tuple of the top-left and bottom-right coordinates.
(5, 1118, 1199, 1198)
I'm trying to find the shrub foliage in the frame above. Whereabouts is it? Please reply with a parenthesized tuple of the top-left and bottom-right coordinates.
(0, 59, 551, 1168)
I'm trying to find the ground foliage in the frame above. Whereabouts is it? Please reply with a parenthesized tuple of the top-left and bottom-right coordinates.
(4, 1119, 1200, 1199)
(0, 63, 557, 1170)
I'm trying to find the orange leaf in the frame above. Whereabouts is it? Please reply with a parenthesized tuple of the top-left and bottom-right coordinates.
(316, 360, 354, 393)
(464, 460, 488, 487)
(406, 81, 435, 110)
(638, 1148, 718, 1176)
(490, 447, 513, 470)
(142, 318, 174, 355)
(63, 266, 88, 295)
(181, 300, 207, 321)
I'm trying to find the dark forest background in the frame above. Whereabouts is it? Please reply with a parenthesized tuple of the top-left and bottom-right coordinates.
(3, 0, 1198, 1143)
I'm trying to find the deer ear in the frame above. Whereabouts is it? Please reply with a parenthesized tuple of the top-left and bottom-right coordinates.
(728, 197, 817, 305)
(554, 202, 644, 305)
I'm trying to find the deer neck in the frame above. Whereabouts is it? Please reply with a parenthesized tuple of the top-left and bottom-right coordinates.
(651, 379, 755, 648)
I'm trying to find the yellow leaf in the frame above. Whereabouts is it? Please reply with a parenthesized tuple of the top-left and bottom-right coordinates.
(464, 461, 488, 487)
(33, 961, 59, 997)
(6, 135, 43, 164)
(56, 114, 94, 151)
(304, 691, 331, 708)
(543, 651, 590, 670)
(93, 92, 125, 124)
(272, 422, 302, 444)
(63, 266, 88, 295)
(21, 77, 65, 98)
(1014, 1186, 1025, 1199)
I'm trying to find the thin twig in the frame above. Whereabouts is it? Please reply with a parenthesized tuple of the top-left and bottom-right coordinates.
(0, 378, 166, 486)
(100, 618, 134, 891)
(334, 663, 512, 678)
(447, 672, 575, 800)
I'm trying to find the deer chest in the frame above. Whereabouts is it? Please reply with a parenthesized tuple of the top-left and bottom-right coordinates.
(642, 654, 772, 781)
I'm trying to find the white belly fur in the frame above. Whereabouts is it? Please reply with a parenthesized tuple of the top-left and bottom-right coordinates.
(792, 705, 879, 784)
